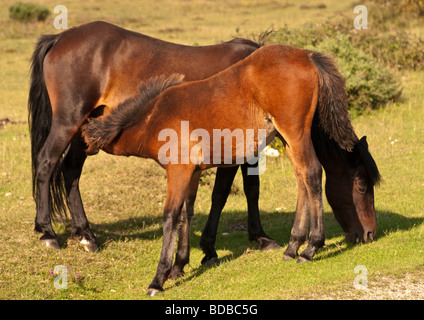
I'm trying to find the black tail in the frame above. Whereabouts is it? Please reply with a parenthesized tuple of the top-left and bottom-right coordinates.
(28, 34, 68, 221)
(308, 51, 358, 151)
(82, 73, 184, 149)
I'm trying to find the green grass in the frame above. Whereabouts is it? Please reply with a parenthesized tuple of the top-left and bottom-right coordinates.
(0, 0, 423, 299)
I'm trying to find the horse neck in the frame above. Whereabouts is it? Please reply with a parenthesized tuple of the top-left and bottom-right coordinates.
(312, 138, 348, 178)
(317, 150, 345, 176)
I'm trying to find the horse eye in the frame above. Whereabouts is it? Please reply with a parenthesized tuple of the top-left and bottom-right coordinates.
(354, 179, 367, 194)
(357, 185, 366, 193)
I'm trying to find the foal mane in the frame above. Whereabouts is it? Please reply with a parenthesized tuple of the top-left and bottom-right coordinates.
(82, 73, 184, 148)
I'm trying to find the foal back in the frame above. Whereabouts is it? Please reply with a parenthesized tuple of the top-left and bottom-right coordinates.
(92, 45, 322, 168)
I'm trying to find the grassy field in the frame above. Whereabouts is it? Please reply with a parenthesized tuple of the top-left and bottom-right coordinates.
(0, 0, 423, 300)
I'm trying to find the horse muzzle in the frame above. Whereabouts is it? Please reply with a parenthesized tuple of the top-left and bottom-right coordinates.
(345, 228, 375, 244)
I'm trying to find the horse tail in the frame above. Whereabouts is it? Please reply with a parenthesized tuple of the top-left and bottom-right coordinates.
(82, 73, 185, 149)
(28, 34, 69, 221)
(308, 50, 358, 151)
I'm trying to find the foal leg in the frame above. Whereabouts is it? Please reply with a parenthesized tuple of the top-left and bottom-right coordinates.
(170, 170, 201, 279)
(284, 140, 324, 263)
(297, 158, 324, 263)
(62, 135, 98, 252)
(282, 147, 310, 260)
(199, 166, 239, 265)
(240, 162, 280, 251)
(147, 165, 195, 296)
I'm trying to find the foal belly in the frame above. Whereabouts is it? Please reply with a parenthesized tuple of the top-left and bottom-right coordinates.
(153, 117, 276, 168)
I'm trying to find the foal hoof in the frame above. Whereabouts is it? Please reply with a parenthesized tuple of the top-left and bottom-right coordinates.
(297, 256, 312, 264)
(80, 239, 99, 253)
(41, 239, 60, 250)
(282, 248, 296, 261)
(146, 288, 162, 297)
(282, 254, 294, 261)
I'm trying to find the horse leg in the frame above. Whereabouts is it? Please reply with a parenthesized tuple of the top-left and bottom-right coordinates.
(282, 139, 324, 263)
(199, 166, 239, 265)
(147, 165, 194, 296)
(240, 162, 280, 251)
(34, 120, 80, 248)
(169, 170, 201, 279)
(62, 135, 98, 252)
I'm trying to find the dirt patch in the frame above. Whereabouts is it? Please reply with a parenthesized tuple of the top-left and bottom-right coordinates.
(229, 222, 248, 232)
(158, 27, 185, 33)
(0, 118, 16, 128)
(0, 118, 25, 129)
(322, 273, 424, 300)
(300, 4, 327, 10)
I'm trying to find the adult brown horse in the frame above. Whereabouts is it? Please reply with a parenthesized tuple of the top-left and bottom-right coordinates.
(28, 21, 278, 257)
(82, 44, 381, 295)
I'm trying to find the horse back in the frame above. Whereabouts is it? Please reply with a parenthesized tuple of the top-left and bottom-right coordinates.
(42, 21, 259, 114)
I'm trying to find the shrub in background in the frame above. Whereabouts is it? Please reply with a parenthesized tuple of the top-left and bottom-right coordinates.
(349, 29, 424, 71)
(271, 29, 403, 112)
(9, 2, 51, 23)
(307, 34, 403, 112)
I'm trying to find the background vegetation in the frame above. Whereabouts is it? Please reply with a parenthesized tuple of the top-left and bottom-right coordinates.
(9, 2, 50, 22)
(0, 0, 423, 299)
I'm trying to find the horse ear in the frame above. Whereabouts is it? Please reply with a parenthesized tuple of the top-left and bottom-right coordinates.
(350, 136, 367, 165)
(360, 136, 368, 148)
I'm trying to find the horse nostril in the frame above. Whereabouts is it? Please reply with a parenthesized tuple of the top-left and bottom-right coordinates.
(366, 231, 374, 242)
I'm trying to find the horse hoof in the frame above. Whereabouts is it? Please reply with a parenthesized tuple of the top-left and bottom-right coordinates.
(80, 239, 99, 253)
(260, 241, 282, 251)
(256, 237, 282, 251)
(146, 288, 162, 296)
(41, 239, 60, 250)
(201, 256, 222, 267)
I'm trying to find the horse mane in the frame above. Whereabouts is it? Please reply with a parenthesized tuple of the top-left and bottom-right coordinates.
(227, 28, 273, 48)
(311, 114, 381, 187)
(82, 73, 184, 148)
(354, 137, 382, 186)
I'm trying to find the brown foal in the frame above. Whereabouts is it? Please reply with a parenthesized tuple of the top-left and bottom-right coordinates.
(83, 44, 380, 295)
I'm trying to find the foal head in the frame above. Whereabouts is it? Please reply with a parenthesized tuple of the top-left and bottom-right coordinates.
(323, 136, 381, 243)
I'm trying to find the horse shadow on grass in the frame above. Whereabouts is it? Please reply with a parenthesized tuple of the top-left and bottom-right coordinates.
(54, 213, 164, 249)
(70, 208, 423, 290)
